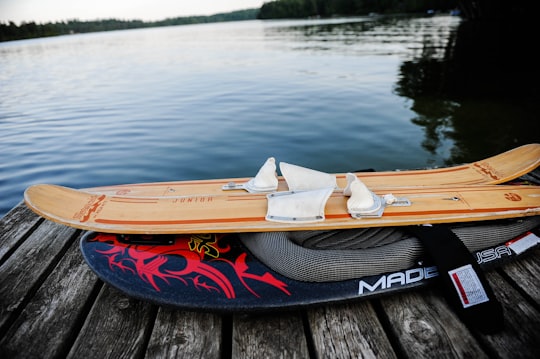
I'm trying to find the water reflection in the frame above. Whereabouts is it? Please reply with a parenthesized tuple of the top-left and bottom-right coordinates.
(266, 16, 539, 165)
(264, 16, 458, 58)
(395, 19, 539, 164)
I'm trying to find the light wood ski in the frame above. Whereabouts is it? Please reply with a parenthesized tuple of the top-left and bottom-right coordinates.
(84, 143, 540, 197)
(24, 183, 540, 234)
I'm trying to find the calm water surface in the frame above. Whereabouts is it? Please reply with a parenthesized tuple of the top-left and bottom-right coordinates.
(1, 15, 538, 217)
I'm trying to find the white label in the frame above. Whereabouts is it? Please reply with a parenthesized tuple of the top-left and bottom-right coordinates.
(506, 232, 540, 255)
(448, 264, 489, 308)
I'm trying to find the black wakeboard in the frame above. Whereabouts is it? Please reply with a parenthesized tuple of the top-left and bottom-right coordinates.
(80, 226, 539, 312)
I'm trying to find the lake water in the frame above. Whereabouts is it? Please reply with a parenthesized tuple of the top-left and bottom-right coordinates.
(1, 15, 538, 218)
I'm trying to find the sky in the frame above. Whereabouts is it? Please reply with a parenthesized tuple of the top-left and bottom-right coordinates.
(0, 0, 266, 24)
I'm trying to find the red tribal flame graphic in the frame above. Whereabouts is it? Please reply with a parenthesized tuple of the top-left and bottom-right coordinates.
(91, 233, 290, 299)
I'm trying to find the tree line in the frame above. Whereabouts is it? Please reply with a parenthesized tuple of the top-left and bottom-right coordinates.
(0, 9, 259, 42)
(258, 0, 457, 19)
(1, 1, 458, 42)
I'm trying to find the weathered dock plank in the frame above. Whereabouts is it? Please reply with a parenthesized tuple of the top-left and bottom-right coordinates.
(306, 302, 397, 359)
(500, 248, 540, 304)
(232, 312, 310, 358)
(145, 308, 223, 359)
(67, 285, 156, 358)
(0, 220, 78, 331)
(380, 288, 489, 358)
(0, 235, 99, 358)
(0, 203, 41, 262)
(477, 270, 540, 359)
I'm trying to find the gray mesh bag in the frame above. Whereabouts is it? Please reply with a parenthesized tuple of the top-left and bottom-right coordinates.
(239, 216, 540, 282)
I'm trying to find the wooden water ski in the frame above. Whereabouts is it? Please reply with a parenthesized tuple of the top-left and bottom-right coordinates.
(84, 144, 540, 197)
(24, 183, 540, 234)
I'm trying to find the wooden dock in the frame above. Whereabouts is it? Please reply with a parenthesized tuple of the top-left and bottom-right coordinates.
(1, 201, 539, 358)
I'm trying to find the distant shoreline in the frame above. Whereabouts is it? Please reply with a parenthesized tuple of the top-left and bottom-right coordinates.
(1, 0, 461, 43)
(0, 8, 259, 42)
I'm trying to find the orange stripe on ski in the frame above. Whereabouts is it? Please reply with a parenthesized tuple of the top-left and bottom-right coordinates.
(95, 217, 265, 225)
(94, 205, 536, 226)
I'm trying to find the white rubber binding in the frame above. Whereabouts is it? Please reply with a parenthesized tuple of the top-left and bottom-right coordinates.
(346, 174, 385, 218)
(266, 187, 334, 223)
(222, 157, 278, 193)
(280, 162, 337, 191)
(343, 172, 358, 196)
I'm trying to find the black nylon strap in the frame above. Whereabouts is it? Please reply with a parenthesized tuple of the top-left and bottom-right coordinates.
(407, 225, 504, 333)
